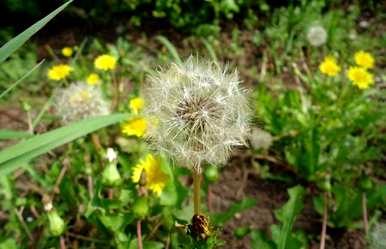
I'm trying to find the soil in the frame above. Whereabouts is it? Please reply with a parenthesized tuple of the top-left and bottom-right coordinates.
(210, 155, 367, 249)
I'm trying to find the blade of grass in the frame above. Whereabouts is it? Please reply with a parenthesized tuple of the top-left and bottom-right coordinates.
(0, 113, 129, 174)
(32, 94, 54, 129)
(201, 38, 218, 65)
(0, 130, 33, 140)
(0, 60, 44, 99)
(156, 35, 182, 65)
(0, 0, 73, 63)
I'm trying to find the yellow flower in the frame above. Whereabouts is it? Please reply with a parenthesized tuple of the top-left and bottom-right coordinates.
(86, 73, 101, 85)
(347, 66, 374, 89)
(61, 47, 73, 57)
(121, 117, 147, 137)
(130, 97, 144, 114)
(132, 154, 168, 195)
(354, 51, 375, 69)
(47, 64, 73, 81)
(319, 56, 341, 76)
(94, 54, 117, 71)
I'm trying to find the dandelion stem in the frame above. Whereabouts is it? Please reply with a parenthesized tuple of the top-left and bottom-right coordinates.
(320, 192, 328, 249)
(362, 192, 369, 235)
(193, 168, 201, 215)
(137, 220, 143, 249)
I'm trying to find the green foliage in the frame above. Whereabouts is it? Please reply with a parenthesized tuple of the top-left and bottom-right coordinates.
(250, 186, 307, 249)
(0, 114, 129, 174)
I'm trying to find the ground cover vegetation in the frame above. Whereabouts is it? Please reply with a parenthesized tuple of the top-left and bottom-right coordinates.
(0, 0, 385, 248)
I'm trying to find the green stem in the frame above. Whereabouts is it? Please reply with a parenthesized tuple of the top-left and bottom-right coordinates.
(193, 169, 201, 215)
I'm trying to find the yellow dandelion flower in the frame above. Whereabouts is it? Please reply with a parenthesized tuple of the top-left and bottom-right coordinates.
(132, 154, 168, 195)
(121, 117, 147, 137)
(47, 64, 73, 81)
(61, 47, 73, 57)
(354, 51, 375, 69)
(94, 54, 117, 71)
(347, 66, 374, 89)
(86, 73, 101, 85)
(319, 56, 341, 77)
(130, 97, 144, 114)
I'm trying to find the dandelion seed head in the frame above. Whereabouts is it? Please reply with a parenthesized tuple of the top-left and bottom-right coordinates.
(143, 58, 250, 170)
(369, 223, 386, 249)
(307, 24, 327, 47)
(54, 82, 110, 123)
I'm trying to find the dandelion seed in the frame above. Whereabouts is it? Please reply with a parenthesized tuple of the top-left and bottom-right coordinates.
(61, 47, 73, 57)
(354, 50, 375, 69)
(86, 73, 101, 85)
(319, 56, 341, 77)
(54, 82, 110, 123)
(132, 154, 168, 195)
(94, 54, 117, 71)
(47, 64, 73, 81)
(307, 24, 327, 47)
(347, 66, 374, 89)
(143, 57, 250, 170)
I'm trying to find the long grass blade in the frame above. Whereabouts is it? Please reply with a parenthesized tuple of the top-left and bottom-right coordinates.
(156, 35, 182, 65)
(0, 113, 129, 174)
(0, 60, 44, 99)
(0, 0, 73, 63)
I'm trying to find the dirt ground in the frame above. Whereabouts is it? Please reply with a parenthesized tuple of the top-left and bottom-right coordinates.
(210, 155, 367, 249)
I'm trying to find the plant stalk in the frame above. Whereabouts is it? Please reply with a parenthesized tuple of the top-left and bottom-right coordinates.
(320, 192, 328, 249)
(137, 220, 143, 249)
(193, 169, 201, 215)
(362, 192, 369, 235)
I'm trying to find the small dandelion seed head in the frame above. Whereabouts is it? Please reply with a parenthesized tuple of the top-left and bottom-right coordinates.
(54, 82, 110, 123)
(307, 24, 327, 47)
(143, 57, 250, 170)
(369, 223, 386, 249)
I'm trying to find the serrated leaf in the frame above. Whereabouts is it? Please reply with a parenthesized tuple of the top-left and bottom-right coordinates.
(273, 185, 305, 249)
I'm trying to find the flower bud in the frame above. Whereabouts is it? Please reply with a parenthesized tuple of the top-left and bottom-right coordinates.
(47, 210, 65, 236)
(133, 197, 149, 219)
(204, 165, 219, 183)
(102, 163, 121, 187)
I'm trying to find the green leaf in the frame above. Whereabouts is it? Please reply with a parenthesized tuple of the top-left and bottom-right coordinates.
(129, 239, 164, 249)
(0, 130, 33, 140)
(160, 156, 177, 206)
(250, 230, 275, 249)
(156, 35, 182, 65)
(0, 60, 44, 99)
(212, 198, 257, 225)
(0, 1, 73, 63)
(273, 185, 305, 249)
(0, 114, 129, 174)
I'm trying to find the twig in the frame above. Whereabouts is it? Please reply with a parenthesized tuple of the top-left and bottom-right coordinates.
(362, 192, 369, 235)
(60, 236, 67, 249)
(137, 220, 143, 249)
(320, 192, 328, 249)
(14, 207, 32, 240)
(236, 166, 249, 198)
(207, 185, 212, 212)
(52, 160, 69, 197)
(67, 232, 109, 244)
(87, 175, 94, 199)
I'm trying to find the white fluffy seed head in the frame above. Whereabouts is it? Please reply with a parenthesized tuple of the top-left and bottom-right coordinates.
(307, 24, 327, 47)
(54, 82, 110, 124)
(369, 223, 386, 249)
(143, 57, 250, 170)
